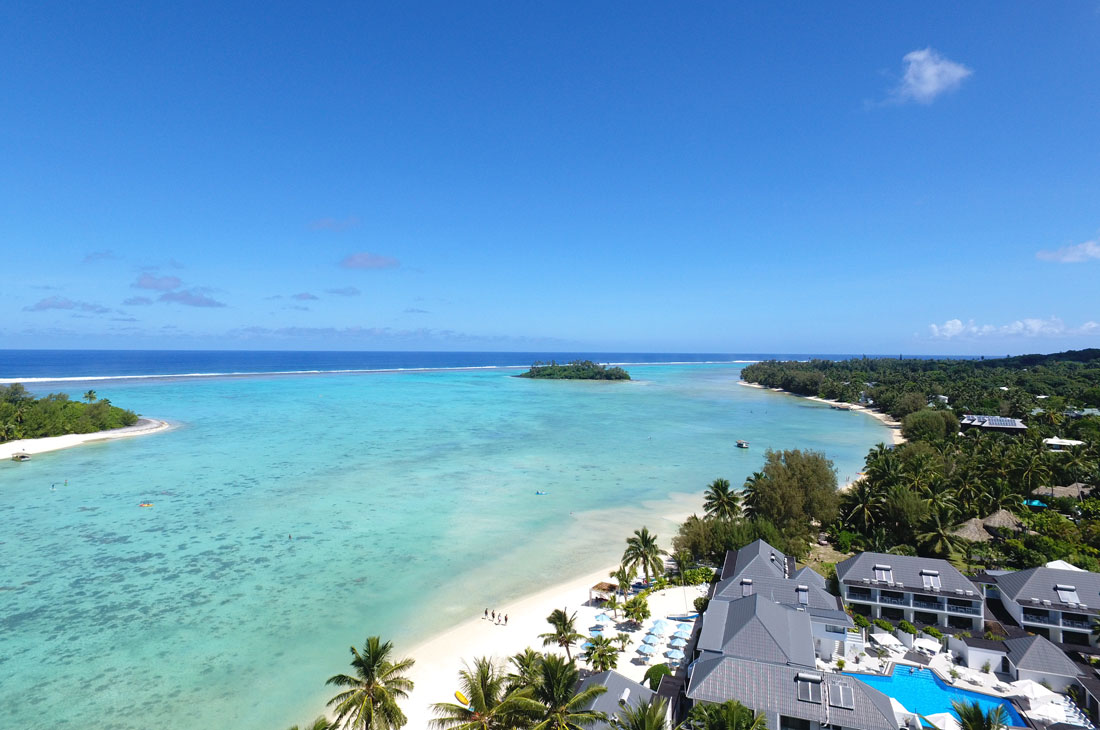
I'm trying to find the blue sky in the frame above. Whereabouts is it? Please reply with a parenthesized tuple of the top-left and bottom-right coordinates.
(2, 2, 1098, 354)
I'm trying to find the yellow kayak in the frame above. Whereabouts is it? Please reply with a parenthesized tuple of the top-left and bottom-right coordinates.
(455, 691, 470, 706)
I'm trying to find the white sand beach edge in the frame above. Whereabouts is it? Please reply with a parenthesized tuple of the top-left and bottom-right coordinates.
(737, 380, 904, 446)
(0, 417, 172, 460)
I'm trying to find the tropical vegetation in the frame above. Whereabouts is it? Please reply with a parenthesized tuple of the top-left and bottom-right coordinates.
(1, 383, 139, 443)
(519, 360, 631, 381)
(325, 636, 415, 729)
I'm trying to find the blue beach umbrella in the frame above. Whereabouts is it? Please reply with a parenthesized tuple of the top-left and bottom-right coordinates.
(670, 637, 687, 647)
(637, 644, 657, 655)
(581, 641, 594, 650)
(649, 624, 670, 636)
(667, 648, 685, 660)
(676, 622, 692, 631)
(594, 613, 612, 625)
(590, 630, 604, 638)
(651, 619, 672, 631)
(642, 634, 660, 645)
(673, 628, 691, 639)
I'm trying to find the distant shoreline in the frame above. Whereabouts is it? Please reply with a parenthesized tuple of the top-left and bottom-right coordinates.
(0, 418, 172, 460)
(737, 380, 904, 446)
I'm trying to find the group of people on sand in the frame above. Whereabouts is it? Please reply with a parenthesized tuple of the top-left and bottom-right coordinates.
(484, 608, 508, 626)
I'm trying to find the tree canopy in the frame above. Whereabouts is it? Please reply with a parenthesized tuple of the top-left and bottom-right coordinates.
(1, 383, 139, 443)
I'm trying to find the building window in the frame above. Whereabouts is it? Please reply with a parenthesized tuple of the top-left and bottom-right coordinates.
(741, 579, 754, 597)
(920, 569, 941, 590)
(873, 564, 893, 582)
(796, 673, 823, 704)
(797, 585, 809, 605)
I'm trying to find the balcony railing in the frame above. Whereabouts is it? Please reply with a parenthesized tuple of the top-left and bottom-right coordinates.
(913, 599, 944, 611)
(879, 595, 909, 606)
(1022, 612, 1055, 625)
(947, 603, 980, 616)
(1062, 617, 1091, 629)
(847, 590, 873, 601)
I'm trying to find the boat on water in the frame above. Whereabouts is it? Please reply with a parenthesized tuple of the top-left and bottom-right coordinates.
(735, 440, 749, 449)
(830, 403, 852, 411)
(11, 452, 31, 462)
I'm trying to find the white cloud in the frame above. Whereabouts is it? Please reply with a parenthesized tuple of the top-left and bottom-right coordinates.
(891, 48, 972, 104)
(929, 317, 1099, 339)
(1036, 237, 1100, 263)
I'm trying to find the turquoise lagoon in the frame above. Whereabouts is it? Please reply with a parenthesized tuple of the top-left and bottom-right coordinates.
(1, 364, 888, 729)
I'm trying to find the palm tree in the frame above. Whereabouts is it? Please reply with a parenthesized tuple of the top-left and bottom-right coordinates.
(83, 389, 97, 403)
(539, 608, 584, 662)
(529, 655, 607, 730)
(288, 718, 332, 730)
(610, 564, 637, 603)
(843, 479, 884, 534)
(623, 595, 651, 627)
(622, 528, 666, 585)
(615, 633, 631, 651)
(684, 700, 767, 730)
(740, 472, 764, 520)
(430, 656, 539, 730)
(703, 478, 740, 521)
(672, 550, 693, 585)
(582, 635, 618, 673)
(916, 508, 963, 559)
(609, 698, 668, 730)
(951, 700, 1007, 730)
(603, 595, 621, 619)
(506, 648, 544, 692)
(325, 636, 415, 730)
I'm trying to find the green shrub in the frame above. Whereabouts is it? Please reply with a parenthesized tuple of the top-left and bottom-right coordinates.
(836, 658, 845, 671)
(923, 626, 943, 639)
(897, 620, 918, 635)
(682, 567, 716, 585)
(873, 619, 894, 632)
(981, 660, 992, 674)
(693, 597, 709, 613)
(852, 614, 871, 629)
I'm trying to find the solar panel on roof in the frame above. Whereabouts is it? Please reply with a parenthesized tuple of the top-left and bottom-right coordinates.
(830, 684, 855, 710)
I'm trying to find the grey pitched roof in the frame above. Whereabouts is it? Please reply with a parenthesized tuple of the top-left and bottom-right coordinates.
(696, 594, 815, 667)
(835, 552, 982, 597)
(720, 539, 789, 581)
(790, 565, 827, 588)
(686, 657, 898, 730)
(1004, 636, 1083, 678)
(712, 574, 850, 625)
(576, 670, 656, 730)
(995, 567, 1100, 615)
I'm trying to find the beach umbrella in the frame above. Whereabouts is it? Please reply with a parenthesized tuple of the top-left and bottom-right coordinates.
(594, 613, 612, 625)
(924, 713, 961, 730)
(912, 637, 941, 654)
(651, 619, 672, 631)
(589, 629, 604, 638)
(642, 634, 660, 645)
(675, 622, 692, 631)
(637, 644, 656, 655)
(673, 628, 691, 639)
(670, 637, 687, 648)
(667, 648, 685, 660)
(648, 624, 670, 636)
(581, 641, 594, 650)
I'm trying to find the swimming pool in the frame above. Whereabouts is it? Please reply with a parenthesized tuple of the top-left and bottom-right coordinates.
(845, 666, 1026, 726)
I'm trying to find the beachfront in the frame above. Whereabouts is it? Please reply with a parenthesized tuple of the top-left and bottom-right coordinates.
(0, 417, 171, 461)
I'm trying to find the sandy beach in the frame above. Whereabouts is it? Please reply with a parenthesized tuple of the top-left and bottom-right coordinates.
(0, 417, 172, 460)
(737, 380, 904, 446)
(400, 563, 708, 728)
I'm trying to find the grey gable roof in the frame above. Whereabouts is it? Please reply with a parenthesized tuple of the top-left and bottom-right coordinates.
(996, 567, 1100, 614)
(696, 594, 815, 667)
(791, 565, 827, 588)
(836, 552, 981, 596)
(720, 539, 789, 581)
(1004, 636, 1083, 678)
(577, 670, 655, 730)
(712, 574, 850, 625)
(686, 656, 898, 730)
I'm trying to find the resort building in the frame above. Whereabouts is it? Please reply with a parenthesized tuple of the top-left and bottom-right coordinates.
(712, 539, 857, 660)
(696, 593, 816, 667)
(686, 656, 904, 730)
(836, 552, 985, 631)
(577, 670, 655, 730)
(955, 635, 1083, 693)
(990, 566, 1100, 646)
(959, 414, 1028, 434)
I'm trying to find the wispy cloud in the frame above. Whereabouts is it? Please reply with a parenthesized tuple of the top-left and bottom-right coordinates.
(133, 273, 183, 291)
(325, 286, 361, 296)
(889, 48, 972, 104)
(340, 252, 400, 270)
(23, 296, 111, 314)
(123, 296, 153, 306)
(1036, 237, 1100, 263)
(929, 317, 1099, 339)
(159, 289, 226, 308)
(310, 216, 361, 232)
(291, 292, 319, 301)
(83, 250, 117, 264)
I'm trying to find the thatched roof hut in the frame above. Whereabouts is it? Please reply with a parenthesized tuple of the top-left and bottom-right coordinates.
(953, 517, 992, 543)
(1049, 482, 1092, 499)
(983, 509, 1023, 531)
(589, 581, 618, 603)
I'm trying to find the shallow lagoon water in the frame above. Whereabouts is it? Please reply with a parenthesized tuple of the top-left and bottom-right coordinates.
(1, 364, 889, 729)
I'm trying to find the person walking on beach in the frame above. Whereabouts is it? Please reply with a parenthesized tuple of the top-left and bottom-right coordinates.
(484, 608, 488, 619)
(491, 610, 496, 622)
(504, 614, 509, 626)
